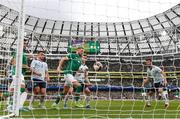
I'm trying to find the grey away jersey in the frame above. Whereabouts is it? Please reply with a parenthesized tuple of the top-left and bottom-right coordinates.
(147, 65, 164, 83)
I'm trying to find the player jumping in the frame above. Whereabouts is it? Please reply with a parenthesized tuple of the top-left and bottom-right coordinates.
(51, 47, 83, 109)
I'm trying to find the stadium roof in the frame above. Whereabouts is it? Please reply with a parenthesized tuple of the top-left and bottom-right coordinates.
(0, 2, 180, 57)
(0, 0, 179, 22)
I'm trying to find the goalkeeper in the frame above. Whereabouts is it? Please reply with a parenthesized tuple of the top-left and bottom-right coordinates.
(143, 58, 169, 108)
(74, 54, 92, 108)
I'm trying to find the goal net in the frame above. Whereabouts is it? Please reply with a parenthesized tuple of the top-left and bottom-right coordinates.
(0, 25, 16, 117)
(0, 26, 180, 118)
(0, 0, 180, 118)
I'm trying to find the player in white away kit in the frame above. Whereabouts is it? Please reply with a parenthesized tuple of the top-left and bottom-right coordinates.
(74, 54, 92, 108)
(29, 51, 50, 109)
(143, 58, 169, 108)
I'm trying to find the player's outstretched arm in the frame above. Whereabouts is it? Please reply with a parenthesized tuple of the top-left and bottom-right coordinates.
(22, 64, 29, 69)
(57, 57, 69, 72)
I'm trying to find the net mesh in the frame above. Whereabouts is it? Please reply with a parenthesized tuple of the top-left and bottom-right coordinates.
(0, 0, 180, 118)
(0, 25, 13, 116)
(0, 25, 180, 119)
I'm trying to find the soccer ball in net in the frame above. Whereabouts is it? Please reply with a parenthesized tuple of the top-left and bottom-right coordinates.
(93, 62, 103, 71)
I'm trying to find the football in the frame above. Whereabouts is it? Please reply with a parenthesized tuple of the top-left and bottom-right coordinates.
(93, 62, 103, 71)
(79, 65, 88, 72)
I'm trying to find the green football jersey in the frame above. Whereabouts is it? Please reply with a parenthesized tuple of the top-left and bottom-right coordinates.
(12, 52, 28, 75)
(64, 53, 82, 74)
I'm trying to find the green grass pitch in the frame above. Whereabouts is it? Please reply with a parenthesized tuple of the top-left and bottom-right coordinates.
(1, 100, 180, 118)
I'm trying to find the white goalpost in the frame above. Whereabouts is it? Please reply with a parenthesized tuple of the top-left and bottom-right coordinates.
(0, 0, 26, 117)
(12, 0, 25, 116)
